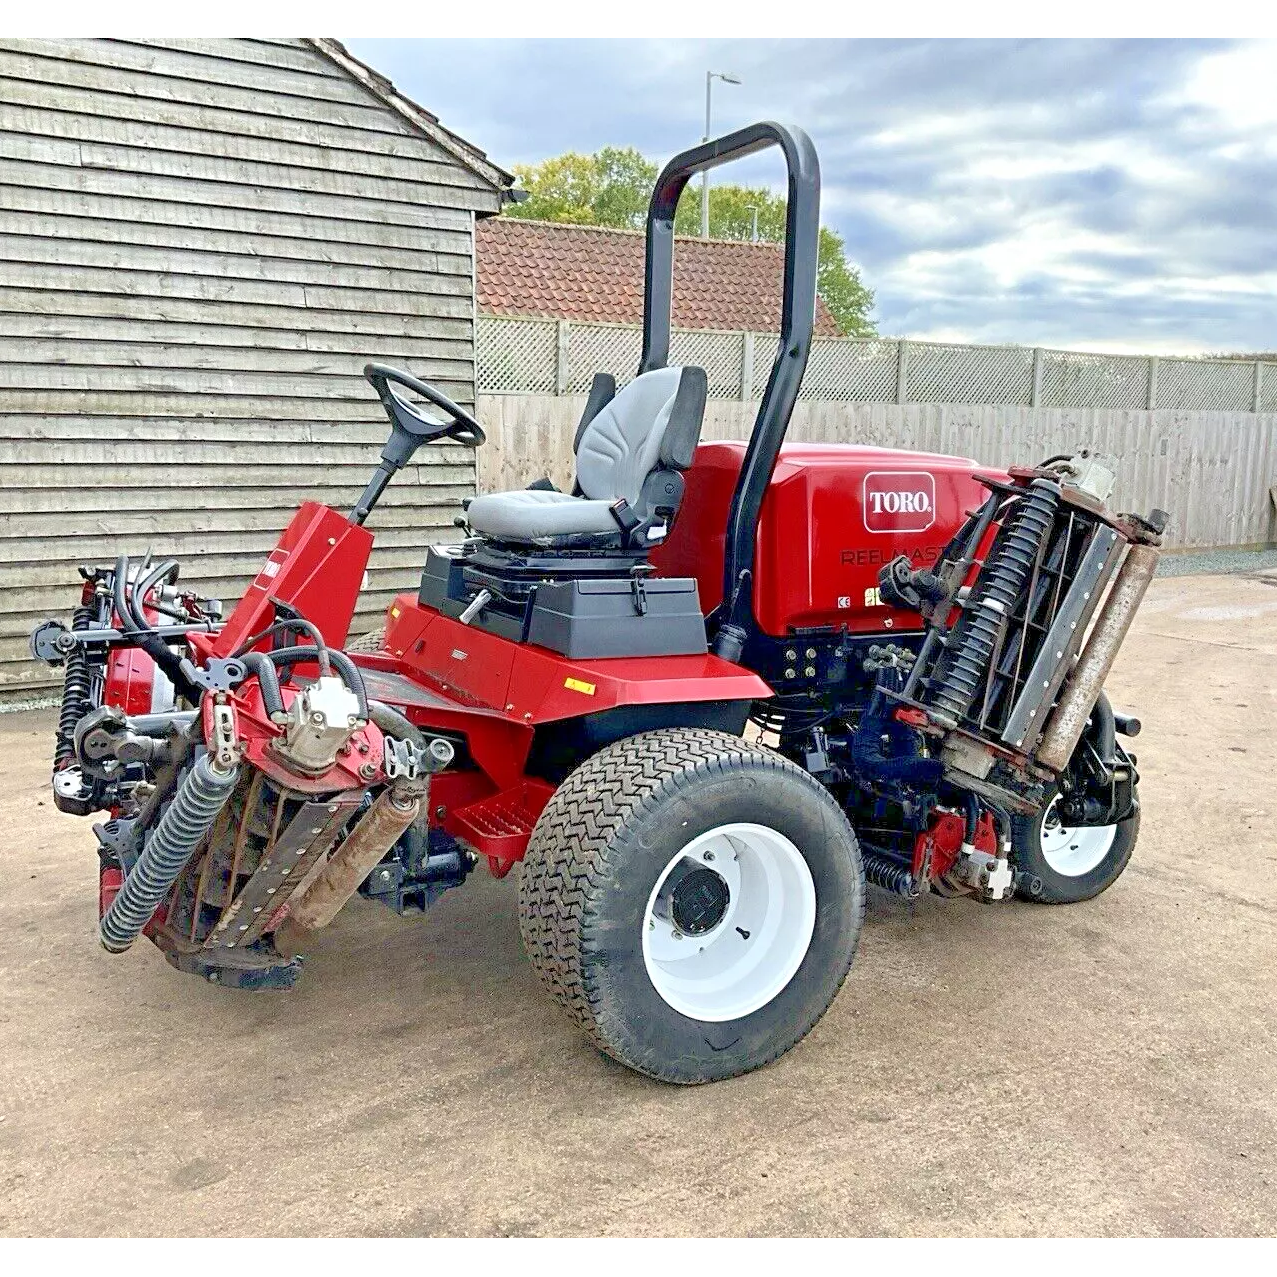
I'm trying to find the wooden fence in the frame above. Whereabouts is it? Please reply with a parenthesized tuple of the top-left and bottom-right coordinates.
(476, 394, 1277, 553)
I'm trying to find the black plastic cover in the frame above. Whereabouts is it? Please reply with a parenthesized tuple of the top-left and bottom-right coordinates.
(526, 578, 707, 659)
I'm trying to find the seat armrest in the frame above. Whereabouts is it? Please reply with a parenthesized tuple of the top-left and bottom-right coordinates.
(658, 366, 708, 471)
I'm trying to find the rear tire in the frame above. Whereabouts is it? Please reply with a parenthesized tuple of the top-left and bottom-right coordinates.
(517, 728, 865, 1084)
(1012, 790, 1140, 905)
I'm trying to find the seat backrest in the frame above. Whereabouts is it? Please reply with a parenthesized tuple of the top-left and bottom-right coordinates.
(574, 365, 707, 508)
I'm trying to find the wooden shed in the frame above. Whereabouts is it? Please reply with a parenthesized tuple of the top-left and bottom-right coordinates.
(0, 37, 512, 700)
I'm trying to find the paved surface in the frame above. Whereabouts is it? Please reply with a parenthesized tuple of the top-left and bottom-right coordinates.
(1157, 547, 1277, 578)
(1, 573, 1275, 1237)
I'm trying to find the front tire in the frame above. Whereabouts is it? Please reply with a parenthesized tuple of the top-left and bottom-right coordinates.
(517, 728, 865, 1084)
(1012, 791, 1140, 905)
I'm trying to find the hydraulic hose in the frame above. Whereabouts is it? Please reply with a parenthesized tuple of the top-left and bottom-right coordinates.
(127, 558, 180, 633)
(113, 555, 200, 704)
(266, 645, 369, 720)
(99, 751, 240, 953)
(367, 700, 426, 749)
(238, 651, 286, 721)
(232, 617, 330, 674)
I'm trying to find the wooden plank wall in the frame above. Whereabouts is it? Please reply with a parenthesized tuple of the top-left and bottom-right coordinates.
(0, 38, 502, 700)
(476, 394, 1277, 552)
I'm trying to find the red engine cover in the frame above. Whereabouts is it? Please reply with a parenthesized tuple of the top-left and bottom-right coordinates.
(652, 441, 994, 637)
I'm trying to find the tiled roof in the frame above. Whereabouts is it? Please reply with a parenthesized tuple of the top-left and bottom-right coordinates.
(476, 217, 840, 336)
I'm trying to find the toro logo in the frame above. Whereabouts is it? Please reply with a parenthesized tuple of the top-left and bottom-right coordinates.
(862, 471, 936, 534)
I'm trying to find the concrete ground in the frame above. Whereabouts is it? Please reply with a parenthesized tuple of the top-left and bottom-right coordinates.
(0, 573, 1274, 1237)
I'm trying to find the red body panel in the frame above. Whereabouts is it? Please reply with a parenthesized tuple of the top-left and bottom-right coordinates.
(380, 593, 771, 721)
(652, 441, 995, 637)
(212, 501, 372, 656)
(104, 644, 161, 716)
(202, 503, 772, 875)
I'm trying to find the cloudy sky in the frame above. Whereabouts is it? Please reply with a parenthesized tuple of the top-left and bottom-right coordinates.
(347, 38, 1276, 355)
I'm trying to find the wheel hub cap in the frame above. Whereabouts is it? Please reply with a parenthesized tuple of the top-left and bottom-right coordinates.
(641, 822, 817, 1023)
(669, 865, 731, 936)
(1040, 797, 1117, 877)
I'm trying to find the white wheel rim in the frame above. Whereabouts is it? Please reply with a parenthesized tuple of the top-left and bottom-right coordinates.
(1040, 797, 1117, 877)
(641, 822, 816, 1023)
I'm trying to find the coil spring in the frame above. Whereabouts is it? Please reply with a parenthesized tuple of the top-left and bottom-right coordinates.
(925, 479, 1060, 728)
(861, 851, 917, 897)
(99, 752, 240, 953)
(54, 604, 95, 769)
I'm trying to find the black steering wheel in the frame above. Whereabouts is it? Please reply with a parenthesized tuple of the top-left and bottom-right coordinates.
(363, 363, 487, 448)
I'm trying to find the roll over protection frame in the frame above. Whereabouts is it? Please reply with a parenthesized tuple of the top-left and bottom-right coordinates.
(639, 121, 822, 658)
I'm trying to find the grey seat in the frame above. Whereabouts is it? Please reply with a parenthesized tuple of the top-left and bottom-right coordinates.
(465, 365, 708, 546)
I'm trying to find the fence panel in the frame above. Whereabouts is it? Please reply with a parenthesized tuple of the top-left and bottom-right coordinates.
(1039, 349, 1148, 409)
(1261, 364, 1277, 414)
(905, 342, 1034, 405)
(670, 329, 746, 398)
(477, 315, 1272, 416)
(476, 315, 557, 394)
(1156, 358, 1255, 411)
(566, 322, 642, 393)
(800, 337, 898, 401)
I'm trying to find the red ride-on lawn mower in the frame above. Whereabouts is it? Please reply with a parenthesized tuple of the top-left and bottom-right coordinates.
(31, 124, 1166, 1083)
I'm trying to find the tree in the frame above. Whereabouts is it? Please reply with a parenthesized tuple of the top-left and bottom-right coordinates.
(508, 150, 876, 337)
(511, 146, 658, 231)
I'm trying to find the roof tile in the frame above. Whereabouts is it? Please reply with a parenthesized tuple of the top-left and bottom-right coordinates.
(476, 218, 839, 337)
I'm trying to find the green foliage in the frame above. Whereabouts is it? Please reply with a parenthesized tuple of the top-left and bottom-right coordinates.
(816, 226, 877, 339)
(508, 151, 876, 336)
(511, 146, 657, 230)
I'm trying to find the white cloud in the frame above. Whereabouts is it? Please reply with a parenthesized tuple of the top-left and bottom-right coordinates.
(348, 36, 1277, 354)
(1181, 39, 1277, 129)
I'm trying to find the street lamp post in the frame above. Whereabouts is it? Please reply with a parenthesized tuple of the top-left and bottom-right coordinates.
(701, 70, 741, 239)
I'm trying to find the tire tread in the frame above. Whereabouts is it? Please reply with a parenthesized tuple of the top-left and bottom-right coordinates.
(517, 728, 864, 1082)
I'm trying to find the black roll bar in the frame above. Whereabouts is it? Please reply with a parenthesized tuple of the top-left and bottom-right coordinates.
(640, 122, 821, 660)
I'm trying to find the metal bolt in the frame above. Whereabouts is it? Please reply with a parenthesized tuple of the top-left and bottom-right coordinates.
(785, 648, 798, 661)
(783, 669, 796, 680)
(358, 761, 377, 781)
(207, 972, 219, 983)
(703, 850, 715, 861)
(805, 648, 817, 659)
(327, 803, 339, 813)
